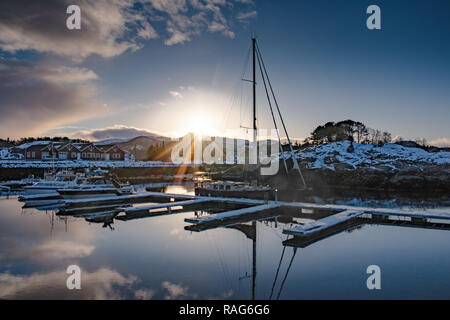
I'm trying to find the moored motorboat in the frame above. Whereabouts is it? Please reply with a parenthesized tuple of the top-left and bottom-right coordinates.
(195, 181, 273, 200)
(19, 192, 63, 207)
(57, 175, 134, 200)
(23, 170, 83, 195)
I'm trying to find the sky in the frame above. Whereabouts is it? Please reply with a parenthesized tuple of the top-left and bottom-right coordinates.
(0, 0, 449, 146)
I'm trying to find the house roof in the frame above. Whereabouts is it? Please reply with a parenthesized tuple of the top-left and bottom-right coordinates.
(57, 142, 82, 152)
(25, 143, 53, 151)
(100, 144, 125, 153)
(79, 143, 104, 152)
(25, 141, 124, 154)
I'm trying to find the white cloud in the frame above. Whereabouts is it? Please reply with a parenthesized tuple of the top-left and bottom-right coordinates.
(134, 288, 156, 300)
(0, 58, 103, 138)
(430, 137, 450, 148)
(0, 268, 138, 300)
(0, 0, 156, 62)
(71, 125, 168, 141)
(237, 10, 257, 21)
(162, 281, 196, 299)
(170, 90, 183, 98)
(0, 0, 256, 59)
(35, 241, 95, 259)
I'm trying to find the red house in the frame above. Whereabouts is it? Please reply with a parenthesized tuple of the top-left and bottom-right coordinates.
(100, 144, 125, 161)
(57, 143, 81, 160)
(25, 143, 58, 160)
(80, 144, 104, 160)
(24, 142, 126, 161)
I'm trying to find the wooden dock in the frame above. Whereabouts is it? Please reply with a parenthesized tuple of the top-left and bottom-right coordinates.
(282, 209, 366, 236)
(27, 190, 449, 238)
(185, 203, 281, 224)
(125, 199, 211, 214)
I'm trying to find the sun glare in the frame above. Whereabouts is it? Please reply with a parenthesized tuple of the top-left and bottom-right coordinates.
(186, 114, 218, 137)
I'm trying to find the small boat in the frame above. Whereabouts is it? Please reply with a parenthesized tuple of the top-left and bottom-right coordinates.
(23, 170, 83, 195)
(19, 192, 63, 207)
(20, 173, 133, 206)
(195, 181, 272, 200)
(0, 175, 41, 191)
(56, 175, 133, 200)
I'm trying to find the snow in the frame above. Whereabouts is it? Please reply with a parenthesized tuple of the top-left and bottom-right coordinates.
(0, 148, 23, 160)
(185, 203, 281, 224)
(283, 209, 365, 236)
(293, 141, 450, 171)
(0, 159, 193, 168)
(93, 139, 129, 146)
(2, 141, 449, 169)
(16, 141, 53, 149)
(125, 199, 210, 214)
(0, 148, 10, 159)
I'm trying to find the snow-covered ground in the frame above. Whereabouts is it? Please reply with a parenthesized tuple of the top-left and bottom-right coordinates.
(293, 141, 450, 171)
(2, 141, 449, 170)
(0, 148, 23, 160)
(0, 159, 190, 168)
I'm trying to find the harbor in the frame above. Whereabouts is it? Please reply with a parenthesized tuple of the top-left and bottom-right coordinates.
(1, 181, 450, 300)
(0, 0, 449, 304)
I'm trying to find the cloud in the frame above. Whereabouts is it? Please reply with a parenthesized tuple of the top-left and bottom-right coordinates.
(0, 58, 103, 138)
(134, 288, 156, 300)
(34, 242, 95, 260)
(237, 10, 257, 21)
(0, 0, 156, 62)
(72, 125, 166, 141)
(430, 138, 450, 148)
(0, 268, 138, 300)
(0, 0, 255, 60)
(161, 281, 196, 300)
(169, 90, 183, 98)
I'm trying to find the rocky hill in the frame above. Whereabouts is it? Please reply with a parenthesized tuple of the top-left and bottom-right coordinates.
(112, 135, 171, 160)
(288, 141, 450, 193)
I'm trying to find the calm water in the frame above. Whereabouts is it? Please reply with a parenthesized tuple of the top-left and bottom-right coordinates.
(1, 186, 450, 300)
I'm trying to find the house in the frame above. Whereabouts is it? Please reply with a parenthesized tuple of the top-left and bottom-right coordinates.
(24, 142, 126, 161)
(101, 144, 126, 161)
(57, 142, 82, 160)
(80, 144, 104, 160)
(25, 143, 55, 160)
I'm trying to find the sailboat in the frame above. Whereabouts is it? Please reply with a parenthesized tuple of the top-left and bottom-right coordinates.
(195, 38, 310, 201)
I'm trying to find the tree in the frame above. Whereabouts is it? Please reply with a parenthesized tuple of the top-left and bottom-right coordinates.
(309, 120, 391, 146)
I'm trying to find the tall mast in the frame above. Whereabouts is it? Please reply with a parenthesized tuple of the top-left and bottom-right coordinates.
(252, 37, 257, 142)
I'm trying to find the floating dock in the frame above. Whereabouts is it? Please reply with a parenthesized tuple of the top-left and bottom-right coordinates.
(18, 188, 450, 238)
(185, 203, 281, 224)
(282, 209, 365, 236)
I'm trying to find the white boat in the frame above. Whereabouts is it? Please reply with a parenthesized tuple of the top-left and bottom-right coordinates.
(0, 175, 41, 191)
(20, 176, 133, 207)
(20, 192, 64, 207)
(56, 175, 133, 200)
(23, 170, 83, 195)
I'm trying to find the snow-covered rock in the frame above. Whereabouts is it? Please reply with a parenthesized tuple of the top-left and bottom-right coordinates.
(293, 141, 450, 171)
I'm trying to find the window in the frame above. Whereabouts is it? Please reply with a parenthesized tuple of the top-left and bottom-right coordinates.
(59, 152, 67, 160)
(31, 152, 35, 158)
(72, 152, 77, 158)
(27, 152, 30, 157)
(113, 153, 121, 159)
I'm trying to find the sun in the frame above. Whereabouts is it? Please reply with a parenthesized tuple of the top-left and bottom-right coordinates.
(185, 114, 219, 137)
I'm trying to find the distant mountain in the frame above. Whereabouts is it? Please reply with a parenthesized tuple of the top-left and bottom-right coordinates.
(113, 135, 172, 160)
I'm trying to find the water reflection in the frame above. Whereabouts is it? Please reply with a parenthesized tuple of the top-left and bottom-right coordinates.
(1, 186, 450, 299)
